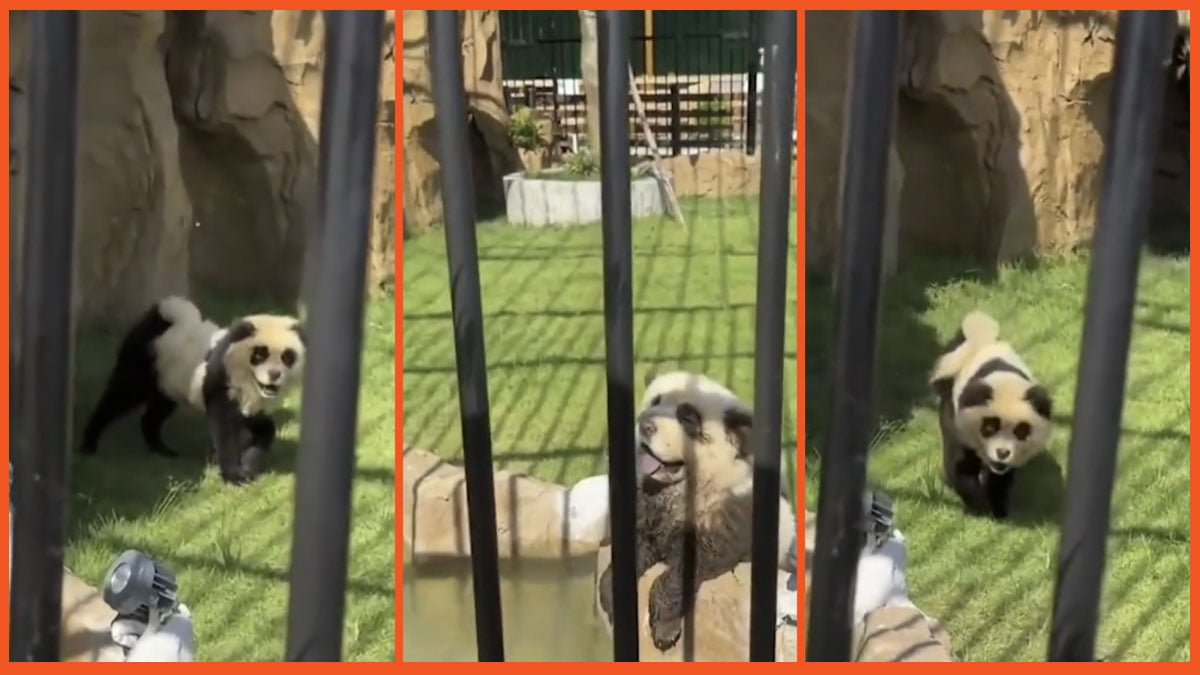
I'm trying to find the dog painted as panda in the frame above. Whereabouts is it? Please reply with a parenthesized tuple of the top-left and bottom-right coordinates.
(81, 296, 306, 485)
(928, 310, 1053, 519)
(597, 369, 796, 652)
(640, 369, 795, 565)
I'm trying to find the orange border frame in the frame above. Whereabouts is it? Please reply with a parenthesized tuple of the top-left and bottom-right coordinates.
(0, 3, 1193, 667)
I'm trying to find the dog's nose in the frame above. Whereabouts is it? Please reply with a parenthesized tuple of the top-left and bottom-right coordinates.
(267, 369, 282, 382)
(639, 419, 656, 438)
(996, 448, 1012, 461)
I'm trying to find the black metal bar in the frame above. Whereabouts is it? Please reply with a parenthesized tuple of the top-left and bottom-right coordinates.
(426, 9, 506, 662)
(806, 10, 901, 662)
(9, 10, 81, 663)
(745, 11, 760, 155)
(284, 9, 384, 662)
(1048, 10, 1174, 662)
(748, 9, 796, 662)
(669, 83, 682, 156)
(598, 9, 640, 663)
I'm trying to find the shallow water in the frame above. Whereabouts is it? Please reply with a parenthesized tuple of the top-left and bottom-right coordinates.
(401, 555, 614, 662)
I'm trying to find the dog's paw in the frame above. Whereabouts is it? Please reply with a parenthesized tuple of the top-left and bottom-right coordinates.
(650, 613, 682, 651)
(648, 593, 682, 651)
(220, 468, 252, 486)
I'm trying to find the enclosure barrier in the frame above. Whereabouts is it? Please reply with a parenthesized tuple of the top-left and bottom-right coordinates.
(748, 10, 796, 662)
(806, 9, 1176, 662)
(426, 8, 796, 662)
(285, 9, 386, 662)
(597, 9, 640, 662)
(806, 10, 902, 662)
(499, 10, 764, 157)
(1047, 10, 1174, 662)
(428, 8, 507, 662)
(10, 9, 81, 662)
(9, 9, 384, 662)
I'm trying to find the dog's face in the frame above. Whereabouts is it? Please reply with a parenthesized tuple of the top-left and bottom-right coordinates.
(223, 315, 306, 401)
(955, 371, 1052, 473)
(636, 400, 754, 494)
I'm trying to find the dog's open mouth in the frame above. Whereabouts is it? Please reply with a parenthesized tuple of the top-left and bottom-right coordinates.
(257, 381, 280, 398)
(637, 442, 685, 482)
(985, 460, 1010, 475)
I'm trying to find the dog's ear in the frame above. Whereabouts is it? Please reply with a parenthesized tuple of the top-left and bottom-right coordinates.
(930, 375, 954, 398)
(957, 380, 993, 409)
(1025, 385, 1053, 419)
(290, 322, 306, 345)
(227, 319, 257, 343)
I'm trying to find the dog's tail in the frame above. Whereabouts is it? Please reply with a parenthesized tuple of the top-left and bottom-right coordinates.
(155, 296, 204, 327)
(960, 310, 999, 345)
(929, 310, 1000, 390)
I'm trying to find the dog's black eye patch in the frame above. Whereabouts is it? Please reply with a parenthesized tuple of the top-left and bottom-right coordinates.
(281, 348, 297, 368)
(980, 416, 1001, 437)
(250, 345, 270, 365)
(1013, 421, 1031, 441)
(676, 403, 703, 438)
(723, 407, 754, 456)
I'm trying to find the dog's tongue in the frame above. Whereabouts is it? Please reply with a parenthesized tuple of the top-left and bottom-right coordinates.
(637, 449, 661, 476)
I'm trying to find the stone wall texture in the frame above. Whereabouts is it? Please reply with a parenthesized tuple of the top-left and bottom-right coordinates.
(805, 10, 1190, 274)
(402, 10, 521, 236)
(9, 10, 395, 327)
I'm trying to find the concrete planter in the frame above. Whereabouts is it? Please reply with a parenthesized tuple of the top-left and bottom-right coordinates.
(502, 170, 666, 227)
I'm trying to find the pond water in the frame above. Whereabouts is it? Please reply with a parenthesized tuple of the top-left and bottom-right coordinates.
(401, 554, 613, 662)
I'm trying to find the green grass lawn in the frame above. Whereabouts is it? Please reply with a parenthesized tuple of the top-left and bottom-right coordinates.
(402, 196, 798, 500)
(805, 252, 1190, 662)
(66, 292, 396, 661)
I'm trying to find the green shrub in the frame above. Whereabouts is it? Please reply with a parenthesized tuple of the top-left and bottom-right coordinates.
(508, 106, 548, 151)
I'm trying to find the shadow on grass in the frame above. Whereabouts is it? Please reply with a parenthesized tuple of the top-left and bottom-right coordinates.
(1005, 453, 1066, 527)
(804, 255, 1000, 462)
(402, 194, 799, 493)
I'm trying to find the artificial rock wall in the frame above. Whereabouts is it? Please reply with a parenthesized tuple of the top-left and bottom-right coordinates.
(401, 9, 522, 236)
(9, 10, 396, 327)
(806, 10, 1190, 275)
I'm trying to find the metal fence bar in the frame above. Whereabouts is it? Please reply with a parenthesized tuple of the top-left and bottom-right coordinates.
(597, 9, 640, 662)
(806, 10, 901, 662)
(9, 9, 81, 662)
(1047, 9, 1174, 662)
(284, 9, 384, 662)
(744, 12, 760, 155)
(748, 9, 796, 662)
(426, 9, 506, 662)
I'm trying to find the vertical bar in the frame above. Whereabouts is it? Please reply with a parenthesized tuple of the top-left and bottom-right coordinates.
(284, 9, 384, 662)
(644, 10, 655, 76)
(10, 9, 80, 662)
(425, 9, 506, 662)
(806, 10, 901, 662)
(745, 11, 759, 154)
(1048, 9, 1174, 662)
(670, 83, 682, 156)
(748, 9, 796, 662)
(598, 9, 639, 662)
